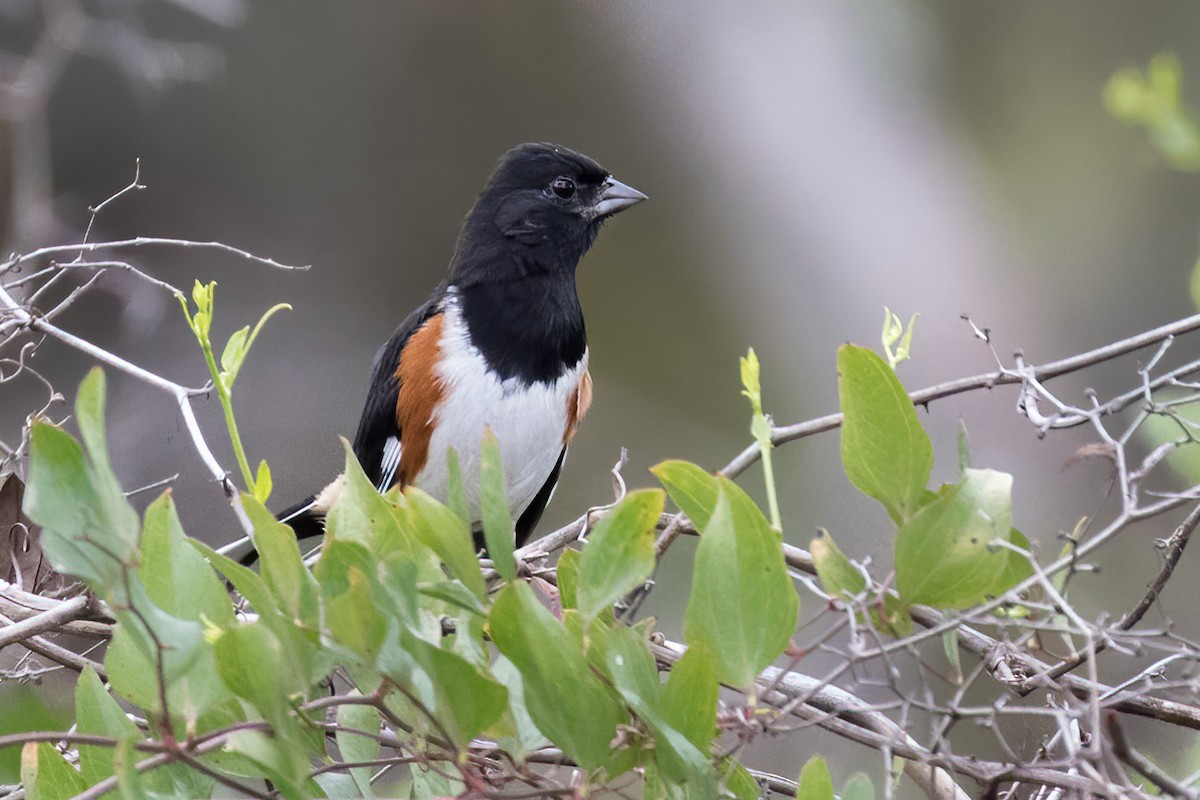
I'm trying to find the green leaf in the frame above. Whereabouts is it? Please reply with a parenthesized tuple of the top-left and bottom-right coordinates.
(651, 460, 720, 528)
(326, 440, 440, 583)
(996, 528, 1034, 594)
(556, 548, 579, 610)
(577, 489, 663, 621)
(213, 621, 325, 795)
(337, 698, 380, 798)
(418, 580, 486, 619)
(220, 303, 290, 388)
(21, 742, 87, 800)
(490, 656, 550, 758)
(957, 420, 972, 476)
(244, 303, 292, 355)
(390, 631, 509, 746)
(488, 583, 625, 770)
(215, 623, 291, 715)
(157, 760, 215, 800)
(101, 625, 158, 712)
(25, 370, 140, 594)
(192, 310, 210, 339)
(592, 622, 712, 790)
(882, 308, 919, 368)
(219, 325, 250, 384)
(838, 344, 932, 521)
(112, 735, 148, 800)
(684, 479, 799, 689)
(254, 460, 273, 504)
(479, 428, 516, 581)
(722, 762, 762, 800)
(243, 495, 320, 626)
(411, 764, 463, 800)
(376, 552, 421, 632)
(943, 628, 963, 685)
(102, 575, 231, 728)
(895, 469, 1014, 609)
(740, 348, 762, 411)
(797, 756, 834, 800)
(326, 563, 387, 659)
(25, 424, 125, 590)
(317, 537, 394, 621)
(0, 687, 64, 783)
(590, 619, 662, 707)
(1140, 408, 1200, 482)
(1105, 53, 1200, 172)
(662, 644, 718, 751)
(103, 616, 217, 728)
(404, 487, 486, 600)
(841, 773, 876, 800)
(810, 528, 867, 602)
(191, 280, 213, 313)
(223, 729, 319, 800)
(140, 493, 234, 628)
(189, 539, 277, 618)
(810, 529, 909, 637)
(325, 440, 398, 550)
(75, 666, 140, 787)
(446, 447, 470, 524)
(313, 773, 359, 799)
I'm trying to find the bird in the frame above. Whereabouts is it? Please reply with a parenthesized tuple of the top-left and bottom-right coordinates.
(221, 142, 645, 564)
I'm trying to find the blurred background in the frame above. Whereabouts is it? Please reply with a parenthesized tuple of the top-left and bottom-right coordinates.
(4, 0, 1200, 783)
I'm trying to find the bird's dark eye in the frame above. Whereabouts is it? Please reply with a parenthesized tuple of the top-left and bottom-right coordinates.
(548, 176, 576, 199)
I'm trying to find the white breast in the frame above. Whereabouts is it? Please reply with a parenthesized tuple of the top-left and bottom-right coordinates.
(414, 298, 585, 525)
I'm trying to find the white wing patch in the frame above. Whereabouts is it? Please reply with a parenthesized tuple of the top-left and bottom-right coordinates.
(278, 499, 316, 524)
(377, 435, 402, 492)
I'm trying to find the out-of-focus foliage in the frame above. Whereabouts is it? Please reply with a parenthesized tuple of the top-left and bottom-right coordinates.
(1105, 54, 1200, 173)
(1110, 55, 1200, 489)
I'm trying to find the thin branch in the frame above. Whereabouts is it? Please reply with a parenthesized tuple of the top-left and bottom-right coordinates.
(1017, 501, 1200, 691)
(1106, 713, 1198, 800)
(76, 159, 145, 252)
(1115, 501, 1200, 631)
(0, 281, 254, 536)
(0, 586, 113, 638)
(0, 612, 106, 678)
(2, 237, 308, 274)
(310, 755, 421, 778)
(168, 748, 272, 800)
(721, 312, 1200, 478)
(0, 594, 92, 649)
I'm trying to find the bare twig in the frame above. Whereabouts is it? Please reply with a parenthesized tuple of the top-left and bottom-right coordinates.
(0, 612, 106, 678)
(721, 312, 1200, 478)
(1106, 713, 1198, 800)
(0, 594, 92, 650)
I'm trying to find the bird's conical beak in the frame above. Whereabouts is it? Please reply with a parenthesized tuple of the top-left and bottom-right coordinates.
(594, 176, 648, 218)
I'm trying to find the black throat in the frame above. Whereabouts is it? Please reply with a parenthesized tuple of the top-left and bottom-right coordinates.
(455, 276, 586, 385)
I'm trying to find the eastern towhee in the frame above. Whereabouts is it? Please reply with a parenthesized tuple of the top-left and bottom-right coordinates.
(222, 143, 645, 564)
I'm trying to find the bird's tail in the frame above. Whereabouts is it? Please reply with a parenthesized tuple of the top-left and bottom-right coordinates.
(214, 495, 327, 567)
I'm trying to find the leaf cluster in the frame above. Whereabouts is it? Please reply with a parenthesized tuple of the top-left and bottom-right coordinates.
(18, 369, 802, 799)
(813, 345, 1033, 634)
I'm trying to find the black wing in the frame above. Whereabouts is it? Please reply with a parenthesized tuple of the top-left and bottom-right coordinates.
(254, 287, 449, 566)
(512, 446, 567, 548)
(352, 286, 447, 488)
